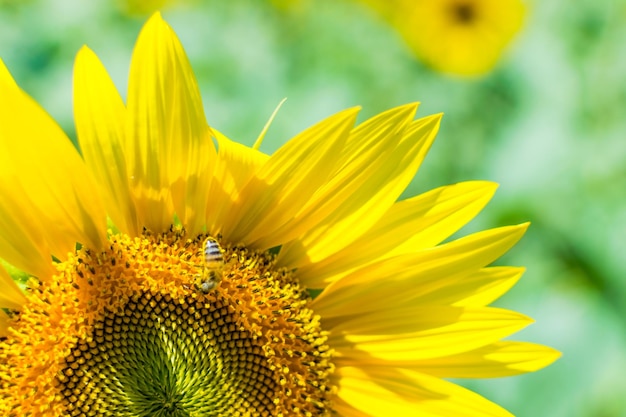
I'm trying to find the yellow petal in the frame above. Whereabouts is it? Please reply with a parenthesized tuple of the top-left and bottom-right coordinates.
(0, 265, 26, 310)
(222, 107, 359, 247)
(177, 127, 216, 236)
(126, 12, 214, 233)
(411, 341, 561, 378)
(252, 98, 287, 150)
(74, 46, 139, 236)
(337, 366, 513, 417)
(415, 266, 524, 307)
(0, 179, 54, 278)
(312, 224, 528, 318)
(274, 104, 417, 262)
(277, 110, 441, 271)
(206, 130, 268, 234)
(329, 306, 532, 361)
(290, 181, 497, 287)
(0, 59, 17, 88)
(0, 59, 107, 270)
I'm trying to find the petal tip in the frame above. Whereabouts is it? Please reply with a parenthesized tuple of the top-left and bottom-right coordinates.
(144, 10, 169, 33)
(75, 45, 97, 68)
(149, 10, 164, 22)
(135, 11, 171, 48)
(0, 58, 18, 89)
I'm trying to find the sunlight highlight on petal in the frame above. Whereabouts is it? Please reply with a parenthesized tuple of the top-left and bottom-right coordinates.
(312, 224, 529, 317)
(337, 366, 513, 417)
(411, 341, 562, 378)
(276, 104, 425, 268)
(206, 130, 268, 234)
(287, 181, 498, 286)
(74, 46, 139, 236)
(329, 307, 532, 361)
(0, 178, 55, 278)
(416, 266, 525, 307)
(223, 107, 359, 247)
(0, 60, 107, 266)
(126, 12, 214, 234)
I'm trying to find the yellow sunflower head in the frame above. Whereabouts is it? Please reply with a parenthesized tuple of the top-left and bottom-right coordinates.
(0, 12, 557, 417)
(366, 0, 526, 76)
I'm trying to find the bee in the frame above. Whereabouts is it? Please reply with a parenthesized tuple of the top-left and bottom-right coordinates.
(197, 237, 224, 293)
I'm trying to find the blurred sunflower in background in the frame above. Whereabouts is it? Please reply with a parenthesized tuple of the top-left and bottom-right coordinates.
(0, 12, 558, 417)
(362, 0, 526, 76)
(115, 0, 526, 76)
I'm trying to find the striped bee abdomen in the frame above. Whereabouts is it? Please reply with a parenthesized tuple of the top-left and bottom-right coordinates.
(198, 237, 224, 293)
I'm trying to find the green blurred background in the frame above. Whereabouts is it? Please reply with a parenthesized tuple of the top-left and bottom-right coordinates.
(0, 0, 624, 416)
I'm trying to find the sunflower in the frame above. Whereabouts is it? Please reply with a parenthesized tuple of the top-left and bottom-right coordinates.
(363, 0, 526, 76)
(0, 12, 557, 417)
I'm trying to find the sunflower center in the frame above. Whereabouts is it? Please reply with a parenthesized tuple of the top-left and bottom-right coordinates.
(0, 227, 335, 416)
(450, 1, 476, 24)
(60, 292, 278, 416)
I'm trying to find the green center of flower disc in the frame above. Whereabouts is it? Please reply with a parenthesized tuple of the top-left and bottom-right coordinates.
(60, 293, 277, 416)
(0, 227, 335, 416)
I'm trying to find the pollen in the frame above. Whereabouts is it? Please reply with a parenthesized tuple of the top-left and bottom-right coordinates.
(0, 227, 335, 416)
